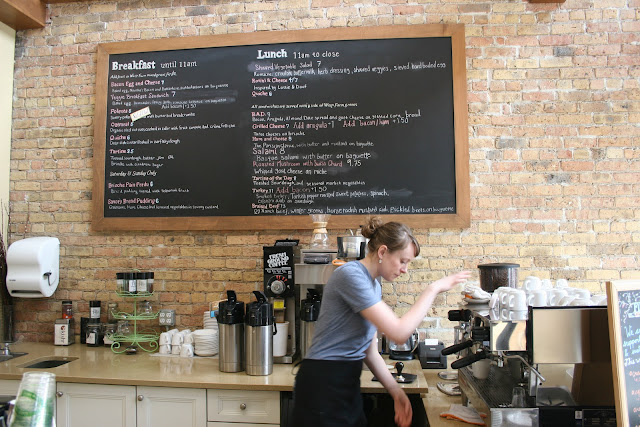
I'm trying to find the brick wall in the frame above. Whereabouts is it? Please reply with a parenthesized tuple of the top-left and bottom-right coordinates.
(7, 0, 640, 343)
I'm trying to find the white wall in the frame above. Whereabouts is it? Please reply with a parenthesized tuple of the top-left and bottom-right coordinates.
(0, 22, 14, 245)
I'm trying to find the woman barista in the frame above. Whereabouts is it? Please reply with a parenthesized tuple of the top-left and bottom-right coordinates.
(292, 217, 471, 427)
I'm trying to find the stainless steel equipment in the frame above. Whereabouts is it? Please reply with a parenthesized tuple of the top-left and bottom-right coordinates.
(217, 290, 245, 373)
(299, 289, 321, 359)
(388, 329, 419, 360)
(294, 249, 337, 359)
(244, 291, 274, 376)
(444, 305, 616, 426)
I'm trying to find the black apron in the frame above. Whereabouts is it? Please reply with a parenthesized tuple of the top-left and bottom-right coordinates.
(293, 359, 367, 427)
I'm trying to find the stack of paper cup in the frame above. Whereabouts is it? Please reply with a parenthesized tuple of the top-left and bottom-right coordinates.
(10, 372, 56, 427)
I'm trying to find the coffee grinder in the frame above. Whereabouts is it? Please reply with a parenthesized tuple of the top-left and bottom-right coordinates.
(263, 243, 298, 364)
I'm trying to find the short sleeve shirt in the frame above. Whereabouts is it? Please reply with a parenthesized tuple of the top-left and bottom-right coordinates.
(304, 261, 381, 360)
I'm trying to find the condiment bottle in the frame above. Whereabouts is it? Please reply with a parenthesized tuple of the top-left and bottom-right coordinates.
(61, 300, 73, 319)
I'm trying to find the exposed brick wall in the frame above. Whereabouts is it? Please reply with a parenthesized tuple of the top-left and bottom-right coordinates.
(7, 0, 640, 343)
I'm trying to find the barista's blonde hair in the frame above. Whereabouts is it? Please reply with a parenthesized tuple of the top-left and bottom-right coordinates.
(360, 216, 420, 257)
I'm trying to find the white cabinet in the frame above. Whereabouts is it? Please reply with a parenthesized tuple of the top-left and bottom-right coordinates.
(207, 389, 279, 426)
(56, 382, 137, 427)
(0, 379, 20, 395)
(56, 383, 206, 427)
(137, 386, 206, 427)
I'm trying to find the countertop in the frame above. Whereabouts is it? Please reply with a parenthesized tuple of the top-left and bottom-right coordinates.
(0, 342, 429, 394)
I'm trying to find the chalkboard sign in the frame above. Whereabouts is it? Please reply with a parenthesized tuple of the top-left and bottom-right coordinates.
(607, 280, 640, 427)
(92, 25, 469, 230)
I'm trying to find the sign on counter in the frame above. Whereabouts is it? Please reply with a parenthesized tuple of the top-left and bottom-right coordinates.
(607, 280, 640, 427)
(92, 25, 469, 230)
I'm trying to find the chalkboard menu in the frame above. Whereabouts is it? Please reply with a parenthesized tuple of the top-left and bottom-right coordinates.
(607, 280, 640, 427)
(92, 25, 469, 230)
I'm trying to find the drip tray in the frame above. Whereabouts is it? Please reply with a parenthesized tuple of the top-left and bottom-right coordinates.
(19, 356, 78, 369)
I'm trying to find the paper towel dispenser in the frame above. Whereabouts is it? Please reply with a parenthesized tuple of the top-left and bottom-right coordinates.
(6, 237, 60, 298)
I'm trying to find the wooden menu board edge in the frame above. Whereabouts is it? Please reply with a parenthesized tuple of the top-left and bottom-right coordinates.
(91, 24, 470, 231)
(606, 279, 640, 427)
(91, 213, 468, 232)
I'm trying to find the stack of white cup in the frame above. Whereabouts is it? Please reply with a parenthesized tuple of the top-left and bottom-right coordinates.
(489, 276, 603, 321)
(158, 329, 193, 357)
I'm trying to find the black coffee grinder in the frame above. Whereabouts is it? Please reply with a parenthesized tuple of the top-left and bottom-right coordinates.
(263, 243, 297, 364)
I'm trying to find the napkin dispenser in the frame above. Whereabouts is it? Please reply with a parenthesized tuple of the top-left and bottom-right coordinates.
(6, 237, 60, 298)
(418, 339, 447, 369)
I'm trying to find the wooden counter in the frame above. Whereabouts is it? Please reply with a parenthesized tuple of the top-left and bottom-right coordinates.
(0, 342, 428, 393)
(421, 368, 469, 427)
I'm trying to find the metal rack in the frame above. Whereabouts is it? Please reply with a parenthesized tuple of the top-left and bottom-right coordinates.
(108, 291, 159, 353)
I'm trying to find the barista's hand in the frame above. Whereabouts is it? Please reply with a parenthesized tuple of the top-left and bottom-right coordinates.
(432, 271, 472, 294)
(390, 388, 412, 427)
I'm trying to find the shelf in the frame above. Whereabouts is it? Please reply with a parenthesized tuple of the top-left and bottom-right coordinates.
(110, 291, 159, 354)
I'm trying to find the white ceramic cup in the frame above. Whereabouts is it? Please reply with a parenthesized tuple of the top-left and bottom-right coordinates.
(555, 279, 569, 288)
(548, 289, 568, 306)
(180, 343, 194, 357)
(523, 276, 541, 292)
(159, 332, 171, 345)
(569, 288, 591, 299)
(183, 333, 194, 345)
(159, 344, 171, 355)
(591, 294, 607, 306)
(472, 359, 491, 380)
(500, 288, 513, 308)
(171, 333, 184, 346)
(541, 279, 553, 289)
(500, 308, 510, 321)
(171, 344, 181, 355)
(508, 289, 527, 311)
(570, 298, 594, 306)
(557, 295, 576, 306)
(527, 289, 548, 307)
(508, 310, 528, 321)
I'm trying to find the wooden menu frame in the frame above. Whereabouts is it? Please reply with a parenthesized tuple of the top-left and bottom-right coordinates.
(92, 24, 470, 231)
(607, 280, 640, 427)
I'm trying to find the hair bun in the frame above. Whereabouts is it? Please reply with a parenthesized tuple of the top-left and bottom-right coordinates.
(360, 216, 383, 239)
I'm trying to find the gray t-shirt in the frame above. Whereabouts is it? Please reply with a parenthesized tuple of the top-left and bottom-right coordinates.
(305, 261, 381, 361)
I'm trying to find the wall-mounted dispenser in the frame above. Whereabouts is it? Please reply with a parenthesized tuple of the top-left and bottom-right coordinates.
(6, 237, 60, 298)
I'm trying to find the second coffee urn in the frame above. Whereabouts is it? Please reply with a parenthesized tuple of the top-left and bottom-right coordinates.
(217, 291, 245, 373)
(300, 289, 321, 358)
(245, 291, 275, 376)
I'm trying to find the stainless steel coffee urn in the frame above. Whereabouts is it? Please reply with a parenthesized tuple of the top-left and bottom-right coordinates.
(217, 290, 245, 373)
(300, 289, 321, 359)
(245, 291, 275, 376)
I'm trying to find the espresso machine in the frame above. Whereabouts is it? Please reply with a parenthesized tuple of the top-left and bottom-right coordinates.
(443, 305, 616, 426)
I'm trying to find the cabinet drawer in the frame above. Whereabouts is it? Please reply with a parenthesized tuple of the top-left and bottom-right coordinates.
(207, 389, 280, 423)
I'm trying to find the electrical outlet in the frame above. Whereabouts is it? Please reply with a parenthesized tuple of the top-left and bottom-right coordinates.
(158, 309, 175, 326)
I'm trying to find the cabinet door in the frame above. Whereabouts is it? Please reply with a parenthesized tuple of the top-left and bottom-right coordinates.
(136, 386, 206, 427)
(207, 389, 280, 424)
(56, 382, 136, 427)
(0, 379, 20, 395)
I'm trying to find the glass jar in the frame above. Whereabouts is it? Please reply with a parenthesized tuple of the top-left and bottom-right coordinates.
(116, 272, 126, 292)
(62, 300, 73, 319)
(117, 320, 131, 336)
(139, 301, 152, 315)
(136, 272, 148, 293)
(90, 300, 101, 320)
(103, 323, 116, 346)
(86, 323, 103, 347)
(107, 302, 119, 323)
(147, 272, 154, 293)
